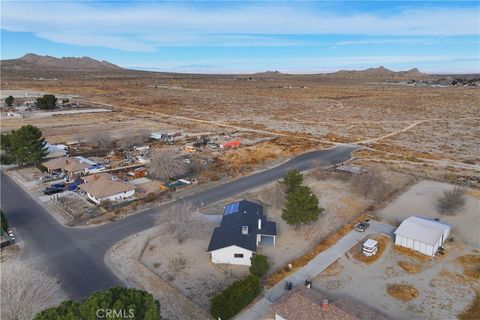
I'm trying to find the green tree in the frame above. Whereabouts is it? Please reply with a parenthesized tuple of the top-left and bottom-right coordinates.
(5, 95, 14, 107)
(282, 185, 323, 228)
(250, 254, 270, 277)
(0, 134, 15, 165)
(35, 94, 57, 110)
(211, 275, 261, 320)
(281, 169, 303, 192)
(1, 210, 9, 231)
(6, 125, 48, 165)
(34, 287, 161, 320)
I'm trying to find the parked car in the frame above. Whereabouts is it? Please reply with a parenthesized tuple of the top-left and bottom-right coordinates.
(50, 182, 66, 188)
(43, 185, 65, 195)
(40, 172, 64, 183)
(7, 230, 15, 241)
(354, 220, 370, 232)
(66, 179, 84, 191)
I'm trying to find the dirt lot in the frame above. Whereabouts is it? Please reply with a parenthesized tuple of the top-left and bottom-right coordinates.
(378, 180, 480, 247)
(314, 236, 480, 320)
(202, 167, 411, 272)
(3, 74, 478, 173)
(140, 217, 248, 309)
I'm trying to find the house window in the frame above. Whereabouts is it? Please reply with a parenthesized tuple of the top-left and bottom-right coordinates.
(234, 253, 244, 258)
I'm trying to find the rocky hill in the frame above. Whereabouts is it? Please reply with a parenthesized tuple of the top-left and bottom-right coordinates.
(329, 66, 430, 80)
(1, 53, 123, 71)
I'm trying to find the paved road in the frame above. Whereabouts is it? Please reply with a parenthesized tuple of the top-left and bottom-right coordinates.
(0, 144, 356, 300)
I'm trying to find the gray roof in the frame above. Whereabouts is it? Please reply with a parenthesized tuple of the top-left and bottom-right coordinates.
(207, 200, 277, 252)
(394, 216, 450, 245)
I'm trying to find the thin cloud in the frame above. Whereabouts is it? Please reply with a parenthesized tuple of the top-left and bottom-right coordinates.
(1, 1, 479, 51)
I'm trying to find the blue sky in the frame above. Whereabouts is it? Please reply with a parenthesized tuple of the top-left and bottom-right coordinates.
(1, 1, 479, 73)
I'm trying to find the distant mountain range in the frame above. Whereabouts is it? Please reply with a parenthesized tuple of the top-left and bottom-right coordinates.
(329, 66, 429, 80)
(1, 53, 122, 71)
(0, 54, 451, 83)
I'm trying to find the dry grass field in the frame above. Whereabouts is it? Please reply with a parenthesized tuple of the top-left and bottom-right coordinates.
(2, 71, 479, 182)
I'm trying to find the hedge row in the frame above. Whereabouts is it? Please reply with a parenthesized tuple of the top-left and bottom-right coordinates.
(210, 275, 261, 319)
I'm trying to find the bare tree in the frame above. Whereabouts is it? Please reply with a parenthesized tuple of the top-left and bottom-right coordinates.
(157, 202, 202, 244)
(89, 129, 112, 149)
(437, 186, 467, 215)
(351, 168, 388, 200)
(136, 128, 151, 144)
(1, 261, 64, 320)
(269, 183, 286, 210)
(147, 150, 187, 180)
(117, 128, 150, 150)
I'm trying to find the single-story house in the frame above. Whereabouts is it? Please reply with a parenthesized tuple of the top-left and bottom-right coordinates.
(79, 173, 136, 204)
(207, 200, 277, 266)
(43, 156, 90, 174)
(394, 216, 451, 257)
(271, 285, 388, 320)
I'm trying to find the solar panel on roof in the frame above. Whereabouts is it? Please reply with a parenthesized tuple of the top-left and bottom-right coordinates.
(224, 202, 240, 215)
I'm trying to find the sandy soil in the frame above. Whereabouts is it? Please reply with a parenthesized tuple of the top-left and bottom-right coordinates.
(107, 228, 210, 320)
(313, 236, 480, 320)
(379, 180, 480, 247)
(140, 219, 248, 309)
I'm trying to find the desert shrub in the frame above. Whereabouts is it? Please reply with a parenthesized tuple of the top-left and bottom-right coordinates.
(458, 291, 480, 320)
(351, 169, 388, 200)
(250, 254, 270, 277)
(386, 284, 419, 301)
(210, 275, 261, 320)
(99, 199, 112, 210)
(143, 192, 158, 203)
(437, 186, 466, 215)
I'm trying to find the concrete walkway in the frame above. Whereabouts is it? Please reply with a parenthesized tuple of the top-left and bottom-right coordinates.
(236, 221, 395, 320)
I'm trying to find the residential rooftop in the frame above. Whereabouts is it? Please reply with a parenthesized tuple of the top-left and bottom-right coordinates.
(207, 200, 276, 252)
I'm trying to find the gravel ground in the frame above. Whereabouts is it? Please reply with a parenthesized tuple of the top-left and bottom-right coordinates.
(313, 237, 480, 320)
(379, 180, 480, 247)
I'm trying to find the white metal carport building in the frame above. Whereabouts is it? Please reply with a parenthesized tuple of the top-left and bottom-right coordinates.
(394, 216, 451, 257)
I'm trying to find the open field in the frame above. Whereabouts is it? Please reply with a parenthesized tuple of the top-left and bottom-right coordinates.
(2, 74, 479, 157)
(2, 72, 479, 187)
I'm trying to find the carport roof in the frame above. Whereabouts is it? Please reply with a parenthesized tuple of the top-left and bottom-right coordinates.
(394, 216, 450, 245)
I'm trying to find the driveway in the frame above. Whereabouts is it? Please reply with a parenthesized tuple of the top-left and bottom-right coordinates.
(236, 221, 395, 320)
(1, 144, 357, 300)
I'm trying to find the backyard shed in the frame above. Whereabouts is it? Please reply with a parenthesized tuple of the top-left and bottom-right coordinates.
(394, 216, 450, 257)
